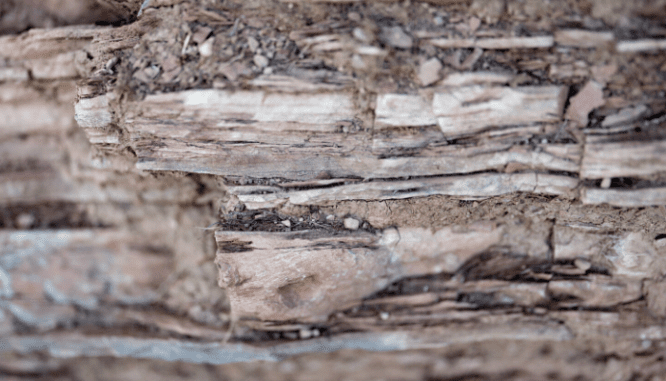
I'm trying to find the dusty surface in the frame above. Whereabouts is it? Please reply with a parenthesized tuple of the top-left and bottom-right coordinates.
(1, 0, 666, 380)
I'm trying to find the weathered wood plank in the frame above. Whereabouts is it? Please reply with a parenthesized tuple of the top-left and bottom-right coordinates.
(429, 36, 554, 49)
(581, 187, 666, 207)
(433, 86, 568, 137)
(438, 72, 513, 87)
(616, 39, 666, 53)
(77, 88, 581, 185)
(581, 133, 666, 179)
(0, 26, 103, 84)
(554, 30, 615, 47)
(232, 173, 578, 209)
(215, 225, 504, 321)
(130, 89, 358, 131)
(0, 322, 573, 365)
(553, 225, 665, 278)
(547, 276, 642, 307)
(375, 94, 435, 128)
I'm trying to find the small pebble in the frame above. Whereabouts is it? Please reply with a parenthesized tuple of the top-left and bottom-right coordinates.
(417, 57, 442, 86)
(299, 329, 312, 339)
(347, 12, 361, 22)
(353, 28, 371, 42)
(574, 258, 592, 271)
(16, 213, 35, 229)
(253, 54, 269, 68)
(379, 312, 389, 320)
(344, 217, 360, 230)
(380, 26, 413, 49)
(247, 37, 260, 52)
(281, 220, 291, 227)
(199, 37, 214, 57)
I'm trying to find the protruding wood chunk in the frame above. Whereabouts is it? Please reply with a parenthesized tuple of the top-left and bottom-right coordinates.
(215, 225, 503, 321)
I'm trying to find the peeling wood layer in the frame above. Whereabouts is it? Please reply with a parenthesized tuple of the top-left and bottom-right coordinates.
(3, 0, 666, 377)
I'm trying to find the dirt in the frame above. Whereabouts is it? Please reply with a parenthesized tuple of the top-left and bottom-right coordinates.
(307, 194, 666, 237)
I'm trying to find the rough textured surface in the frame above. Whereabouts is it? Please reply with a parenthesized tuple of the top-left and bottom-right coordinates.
(2, 0, 666, 379)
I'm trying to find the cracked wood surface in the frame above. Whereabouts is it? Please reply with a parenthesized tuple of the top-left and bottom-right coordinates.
(3, 0, 666, 379)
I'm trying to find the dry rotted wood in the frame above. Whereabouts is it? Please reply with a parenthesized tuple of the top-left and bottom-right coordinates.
(3, 0, 666, 379)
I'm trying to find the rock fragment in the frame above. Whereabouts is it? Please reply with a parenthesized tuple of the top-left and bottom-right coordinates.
(418, 58, 442, 86)
(381, 27, 413, 49)
(565, 80, 604, 126)
(344, 217, 360, 230)
(253, 54, 269, 68)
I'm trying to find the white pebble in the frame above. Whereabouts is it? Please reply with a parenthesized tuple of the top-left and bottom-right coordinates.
(253, 54, 269, 68)
(199, 37, 214, 57)
(344, 218, 360, 230)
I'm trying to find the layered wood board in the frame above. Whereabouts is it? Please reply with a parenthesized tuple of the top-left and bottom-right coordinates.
(3, 0, 666, 378)
(215, 222, 665, 323)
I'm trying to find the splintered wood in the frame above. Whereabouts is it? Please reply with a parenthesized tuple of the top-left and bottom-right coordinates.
(67, 0, 666, 343)
(433, 85, 567, 136)
(78, 85, 579, 206)
(5, 0, 666, 375)
(216, 225, 504, 321)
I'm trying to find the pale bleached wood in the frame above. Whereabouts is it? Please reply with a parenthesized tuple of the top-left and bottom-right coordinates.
(132, 135, 581, 182)
(232, 173, 578, 209)
(429, 36, 554, 49)
(0, 26, 104, 85)
(601, 105, 648, 127)
(76, 87, 581, 182)
(215, 225, 505, 321)
(131, 89, 357, 131)
(581, 187, 666, 207)
(581, 134, 666, 179)
(0, 26, 100, 61)
(74, 95, 113, 129)
(74, 94, 119, 145)
(0, 321, 572, 365)
(554, 30, 615, 47)
(433, 85, 568, 137)
(616, 39, 666, 53)
(553, 225, 665, 278)
(375, 94, 436, 127)
(438, 71, 513, 87)
(372, 135, 581, 174)
(547, 276, 642, 308)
